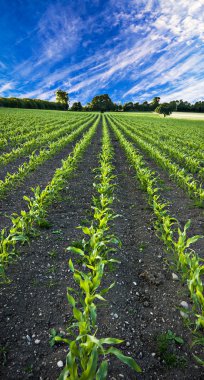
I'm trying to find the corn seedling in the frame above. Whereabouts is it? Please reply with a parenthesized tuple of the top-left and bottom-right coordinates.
(0, 118, 99, 280)
(55, 116, 141, 379)
(108, 114, 204, 331)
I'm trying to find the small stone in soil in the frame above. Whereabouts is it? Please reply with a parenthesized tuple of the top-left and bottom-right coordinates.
(57, 360, 63, 368)
(180, 301, 189, 309)
(172, 273, 179, 280)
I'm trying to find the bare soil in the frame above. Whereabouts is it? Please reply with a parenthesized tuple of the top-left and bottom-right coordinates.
(169, 112, 204, 120)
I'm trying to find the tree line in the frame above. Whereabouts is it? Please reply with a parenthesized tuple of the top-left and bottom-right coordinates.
(1, 89, 204, 114)
(71, 95, 204, 115)
(0, 90, 69, 111)
(0, 96, 67, 111)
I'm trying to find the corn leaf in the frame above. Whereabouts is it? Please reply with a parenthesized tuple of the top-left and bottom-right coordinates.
(96, 360, 108, 380)
(107, 347, 142, 373)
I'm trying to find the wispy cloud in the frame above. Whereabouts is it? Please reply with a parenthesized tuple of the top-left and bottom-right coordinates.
(0, 82, 15, 95)
(1, 0, 204, 103)
(36, 4, 82, 65)
(154, 1, 204, 43)
(161, 78, 204, 103)
(14, 3, 83, 78)
(123, 48, 204, 99)
(0, 61, 6, 70)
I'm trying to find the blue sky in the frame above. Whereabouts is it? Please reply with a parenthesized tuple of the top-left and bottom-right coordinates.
(0, 0, 204, 105)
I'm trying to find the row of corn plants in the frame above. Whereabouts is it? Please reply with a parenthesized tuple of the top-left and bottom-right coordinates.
(0, 117, 99, 282)
(0, 110, 76, 136)
(114, 114, 204, 159)
(0, 114, 62, 147)
(107, 116, 204, 334)
(0, 115, 97, 199)
(111, 115, 204, 179)
(0, 112, 88, 149)
(0, 114, 94, 166)
(55, 116, 141, 379)
(108, 115, 204, 207)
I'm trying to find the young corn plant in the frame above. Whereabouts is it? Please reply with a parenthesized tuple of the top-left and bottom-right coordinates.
(0, 119, 99, 282)
(108, 115, 204, 332)
(0, 115, 97, 200)
(55, 117, 141, 379)
(109, 114, 204, 208)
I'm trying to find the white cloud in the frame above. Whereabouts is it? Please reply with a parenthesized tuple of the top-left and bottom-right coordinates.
(14, 3, 83, 78)
(36, 4, 82, 65)
(161, 79, 204, 103)
(154, 1, 204, 42)
(123, 46, 204, 102)
(19, 88, 57, 100)
(0, 82, 14, 94)
(67, 37, 164, 96)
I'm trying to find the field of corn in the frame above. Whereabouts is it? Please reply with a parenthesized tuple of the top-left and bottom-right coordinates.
(0, 107, 204, 380)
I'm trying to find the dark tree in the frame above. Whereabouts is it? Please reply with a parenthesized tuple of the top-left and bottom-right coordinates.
(151, 97, 160, 111)
(71, 102, 83, 111)
(155, 103, 172, 117)
(89, 94, 115, 112)
(55, 89, 69, 110)
(123, 102, 134, 112)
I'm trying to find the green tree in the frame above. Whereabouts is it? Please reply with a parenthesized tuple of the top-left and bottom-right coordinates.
(151, 96, 160, 105)
(89, 94, 115, 112)
(71, 101, 83, 111)
(117, 104, 123, 111)
(55, 89, 69, 110)
(151, 97, 160, 111)
(123, 102, 134, 112)
(155, 103, 172, 117)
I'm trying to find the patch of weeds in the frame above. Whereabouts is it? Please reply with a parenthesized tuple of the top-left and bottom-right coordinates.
(157, 330, 187, 368)
(47, 279, 58, 288)
(48, 249, 57, 259)
(47, 265, 57, 274)
(51, 229, 63, 235)
(138, 242, 147, 252)
(24, 364, 33, 374)
(31, 278, 40, 287)
(0, 345, 8, 366)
